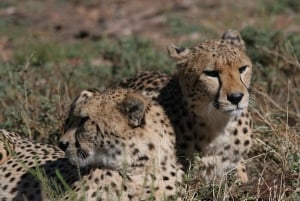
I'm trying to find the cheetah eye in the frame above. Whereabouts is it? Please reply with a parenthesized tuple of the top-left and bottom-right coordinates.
(239, 65, 248, 74)
(203, 70, 219, 78)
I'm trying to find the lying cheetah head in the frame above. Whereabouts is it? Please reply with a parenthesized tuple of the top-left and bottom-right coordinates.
(168, 31, 252, 117)
(59, 88, 177, 171)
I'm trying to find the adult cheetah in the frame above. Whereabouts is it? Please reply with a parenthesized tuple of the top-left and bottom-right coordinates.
(59, 88, 183, 200)
(119, 30, 253, 183)
(0, 88, 183, 201)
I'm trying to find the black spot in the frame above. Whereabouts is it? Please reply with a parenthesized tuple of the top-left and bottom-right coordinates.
(2, 185, 8, 190)
(138, 156, 149, 161)
(10, 187, 17, 194)
(243, 127, 248, 134)
(238, 120, 242, 125)
(148, 143, 155, 150)
(166, 185, 173, 190)
(233, 129, 238, 136)
(128, 195, 134, 199)
(0, 153, 2, 160)
(163, 176, 169, 181)
(116, 150, 122, 155)
(244, 140, 250, 146)
(234, 139, 240, 145)
(133, 148, 139, 155)
(111, 182, 117, 188)
(91, 192, 96, 197)
(106, 171, 112, 176)
(4, 172, 11, 178)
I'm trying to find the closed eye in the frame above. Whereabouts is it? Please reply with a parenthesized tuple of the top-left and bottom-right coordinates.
(203, 70, 219, 77)
(239, 65, 248, 73)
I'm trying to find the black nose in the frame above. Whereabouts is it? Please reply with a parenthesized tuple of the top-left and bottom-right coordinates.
(58, 141, 69, 151)
(227, 93, 243, 105)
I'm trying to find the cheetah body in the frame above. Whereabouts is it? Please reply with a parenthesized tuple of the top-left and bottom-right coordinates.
(119, 30, 253, 182)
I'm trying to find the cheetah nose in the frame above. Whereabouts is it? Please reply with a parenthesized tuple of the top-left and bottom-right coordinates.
(227, 92, 243, 105)
(58, 140, 69, 152)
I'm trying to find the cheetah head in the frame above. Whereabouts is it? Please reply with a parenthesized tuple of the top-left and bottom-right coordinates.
(168, 30, 252, 118)
(59, 88, 149, 168)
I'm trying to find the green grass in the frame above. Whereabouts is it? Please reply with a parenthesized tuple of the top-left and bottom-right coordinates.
(0, 3, 299, 200)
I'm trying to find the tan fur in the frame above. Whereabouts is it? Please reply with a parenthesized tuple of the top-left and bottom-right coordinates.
(60, 88, 183, 200)
(119, 30, 253, 183)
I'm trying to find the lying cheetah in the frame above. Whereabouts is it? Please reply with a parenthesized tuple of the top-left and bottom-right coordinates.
(59, 88, 183, 200)
(119, 30, 253, 183)
(0, 88, 183, 201)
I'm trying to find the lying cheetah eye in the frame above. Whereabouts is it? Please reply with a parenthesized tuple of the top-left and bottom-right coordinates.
(203, 70, 219, 77)
(239, 66, 248, 73)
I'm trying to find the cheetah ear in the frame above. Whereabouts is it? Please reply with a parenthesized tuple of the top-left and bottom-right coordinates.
(71, 89, 99, 117)
(221, 29, 246, 51)
(168, 43, 190, 63)
(121, 94, 146, 128)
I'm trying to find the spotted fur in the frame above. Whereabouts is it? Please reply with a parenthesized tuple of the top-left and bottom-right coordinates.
(59, 88, 183, 200)
(119, 30, 253, 183)
(0, 129, 80, 201)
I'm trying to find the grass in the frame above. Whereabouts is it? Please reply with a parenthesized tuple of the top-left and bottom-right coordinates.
(0, 1, 299, 200)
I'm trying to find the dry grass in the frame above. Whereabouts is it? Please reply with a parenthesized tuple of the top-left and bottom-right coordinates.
(0, 0, 299, 200)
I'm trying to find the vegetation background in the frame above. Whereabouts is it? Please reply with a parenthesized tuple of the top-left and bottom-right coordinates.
(0, 0, 299, 200)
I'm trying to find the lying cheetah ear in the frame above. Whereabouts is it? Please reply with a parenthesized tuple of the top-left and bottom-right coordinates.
(168, 43, 190, 63)
(221, 29, 246, 51)
(121, 94, 146, 128)
(71, 89, 99, 117)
